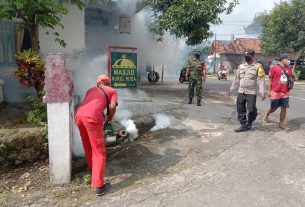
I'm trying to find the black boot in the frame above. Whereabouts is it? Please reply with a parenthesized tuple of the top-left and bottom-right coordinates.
(188, 97, 192, 104)
(95, 183, 111, 196)
(234, 124, 249, 133)
(197, 99, 202, 106)
(246, 121, 253, 130)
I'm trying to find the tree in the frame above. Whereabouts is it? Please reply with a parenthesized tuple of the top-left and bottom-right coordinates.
(261, 0, 305, 80)
(244, 11, 268, 35)
(0, 0, 86, 53)
(147, 0, 239, 46)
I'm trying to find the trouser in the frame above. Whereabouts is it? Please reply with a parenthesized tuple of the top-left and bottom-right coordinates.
(188, 78, 203, 99)
(236, 93, 257, 125)
(75, 116, 106, 188)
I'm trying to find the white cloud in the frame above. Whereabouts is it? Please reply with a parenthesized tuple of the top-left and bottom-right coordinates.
(214, 0, 282, 40)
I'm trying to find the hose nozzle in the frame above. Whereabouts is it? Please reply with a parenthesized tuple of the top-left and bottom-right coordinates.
(118, 130, 128, 138)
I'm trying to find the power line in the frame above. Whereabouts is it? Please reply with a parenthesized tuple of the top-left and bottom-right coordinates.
(219, 24, 249, 26)
(222, 20, 253, 22)
(213, 29, 261, 35)
(216, 33, 259, 36)
(231, 28, 246, 33)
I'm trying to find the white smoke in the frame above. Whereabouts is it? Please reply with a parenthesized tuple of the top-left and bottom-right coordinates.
(72, 55, 109, 157)
(207, 54, 221, 73)
(114, 109, 139, 140)
(73, 55, 108, 98)
(150, 113, 172, 132)
(117, 0, 142, 15)
(120, 119, 138, 140)
(118, 89, 149, 101)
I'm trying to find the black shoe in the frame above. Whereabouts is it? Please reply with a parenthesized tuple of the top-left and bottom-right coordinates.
(188, 97, 193, 104)
(96, 183, 111, 196)
(234, 125, 249, 133)
(197, 99, 202, 106)
(247, 122, 252, 130)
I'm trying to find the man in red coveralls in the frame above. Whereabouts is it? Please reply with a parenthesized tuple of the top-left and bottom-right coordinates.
(75, 75, 118, 196)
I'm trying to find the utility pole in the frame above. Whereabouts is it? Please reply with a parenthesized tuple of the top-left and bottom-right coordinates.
(213, 33, 217, 75)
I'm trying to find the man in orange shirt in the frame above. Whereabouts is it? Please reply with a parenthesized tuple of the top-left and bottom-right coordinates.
(75, 75, 118, 196)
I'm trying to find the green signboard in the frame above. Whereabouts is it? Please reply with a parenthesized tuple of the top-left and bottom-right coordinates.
(110, 52, 137, 88)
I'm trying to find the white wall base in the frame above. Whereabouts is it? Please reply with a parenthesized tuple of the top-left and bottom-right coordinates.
(47, 102, 72, 184)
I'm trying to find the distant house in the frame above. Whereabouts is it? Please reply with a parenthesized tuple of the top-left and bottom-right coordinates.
(209, 38, 275, 72)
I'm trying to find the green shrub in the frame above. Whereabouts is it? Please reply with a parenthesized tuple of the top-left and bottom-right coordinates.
(26, 91, 47, 127)
(83, 174, 91, 185)
(26, 93, 48, 149)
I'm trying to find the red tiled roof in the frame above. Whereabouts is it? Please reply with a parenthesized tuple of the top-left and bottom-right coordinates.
(210, 38, 262, 55)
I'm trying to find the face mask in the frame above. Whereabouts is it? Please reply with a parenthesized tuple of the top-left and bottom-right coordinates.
(245, 55, 252, 62)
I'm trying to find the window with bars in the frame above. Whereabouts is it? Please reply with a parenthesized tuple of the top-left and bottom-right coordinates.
(0, 21, 16, 66)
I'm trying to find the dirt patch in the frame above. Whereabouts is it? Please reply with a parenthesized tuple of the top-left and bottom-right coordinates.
(0, 159, 94, 207)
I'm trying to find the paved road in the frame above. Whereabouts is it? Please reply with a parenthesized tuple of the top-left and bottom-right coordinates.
(92, 79, 305, 207)
(203, 76, 305, 129)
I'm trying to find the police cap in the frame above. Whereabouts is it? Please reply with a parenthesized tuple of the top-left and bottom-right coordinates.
(244, 49, 255, 56)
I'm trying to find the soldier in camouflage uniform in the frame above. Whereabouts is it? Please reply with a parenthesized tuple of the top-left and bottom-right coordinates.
(186, 50, 206, 106)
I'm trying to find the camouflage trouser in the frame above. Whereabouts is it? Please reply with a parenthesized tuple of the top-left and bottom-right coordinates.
(188, 78, 203, 99)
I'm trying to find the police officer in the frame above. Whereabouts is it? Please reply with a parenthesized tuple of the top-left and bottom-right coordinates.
(229, 49, 266, 132)
(186, 50, 206, 106)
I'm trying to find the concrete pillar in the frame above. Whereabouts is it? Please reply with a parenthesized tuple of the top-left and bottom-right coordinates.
(44, 54, 73, 184)
(47, 102, 72, 184)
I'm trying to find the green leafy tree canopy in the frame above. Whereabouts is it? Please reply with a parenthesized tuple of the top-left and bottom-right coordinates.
(261, 0, 305, 55)
(147, 0, 239, 46)
(261, 0, 305, 80)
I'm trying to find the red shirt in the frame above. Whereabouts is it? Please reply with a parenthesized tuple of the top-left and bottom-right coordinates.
(269, 64, 292, 93)
(75, 86, 118, 124)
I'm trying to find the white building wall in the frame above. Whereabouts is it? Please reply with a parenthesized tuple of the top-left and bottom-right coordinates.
(39, 4, 85, 71)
